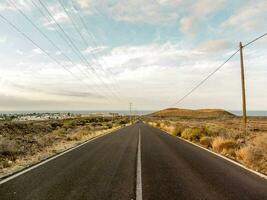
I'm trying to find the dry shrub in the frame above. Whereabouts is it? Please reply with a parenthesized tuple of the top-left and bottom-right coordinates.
(181, 128, 202, 141)
(0, 137, 20, 157)
(212, 137, 238, 156)
(236, 134, 267, 173)
(37, 135, 56, 148)
(163, 125, 174, 133)
(148, 122, 155, 126)
(67, 130, 90, 141)
(219, 128, 241, 139)
(171, 124, 186, 137)
(202, 125, 220, 137)
(36, 128, 66, 148)
(163, 121, 171, 127)
(200, 136, 213, 148)
(52, 128, 66, 135)
(159, 122, 166, 129)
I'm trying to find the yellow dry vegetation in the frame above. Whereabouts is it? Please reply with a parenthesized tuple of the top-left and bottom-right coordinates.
(146, 118, 267, 175)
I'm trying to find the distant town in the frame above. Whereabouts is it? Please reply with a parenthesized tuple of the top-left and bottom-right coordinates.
(0, 112, 121, 121)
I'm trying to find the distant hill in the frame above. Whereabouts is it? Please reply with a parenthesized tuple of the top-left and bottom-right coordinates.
(148, 108, 235, 118)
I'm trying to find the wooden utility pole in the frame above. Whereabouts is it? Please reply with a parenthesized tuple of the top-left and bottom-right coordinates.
(239, 42, 247, 131)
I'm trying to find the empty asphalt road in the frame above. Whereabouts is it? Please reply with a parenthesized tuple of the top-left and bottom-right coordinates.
(0, 122, 267, 200)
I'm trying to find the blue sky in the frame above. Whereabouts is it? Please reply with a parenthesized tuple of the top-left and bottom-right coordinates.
(0, 0, 266, 111)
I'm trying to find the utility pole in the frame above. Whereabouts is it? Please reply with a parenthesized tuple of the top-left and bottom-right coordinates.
(129, 103, 132, 124)
(239, 42, 247, 131)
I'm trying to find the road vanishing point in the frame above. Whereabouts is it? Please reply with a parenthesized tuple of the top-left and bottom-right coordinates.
(0, 122, 266, 200)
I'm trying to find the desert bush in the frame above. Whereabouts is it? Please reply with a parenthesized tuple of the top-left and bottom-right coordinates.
(50, 121, 63, 129)
(200, 136, 213, 148)
(37, 134, 56, 148)
(0, 137, 20, 157)
(172, 124, 186, 136)
(163, 121, 171, 127)
(52, 128, 66, 135)
(218, 128, 241, 139)
(119, 120, 127, 125)
(236, 134, 267, 173)
(106, 123, 113, 129)
(67, 129, 91, 141)
(212, 137, 238, 156)
(181, 128, 202, 141)
(202, 125, 218, 137)
(0, 122, 53, 136)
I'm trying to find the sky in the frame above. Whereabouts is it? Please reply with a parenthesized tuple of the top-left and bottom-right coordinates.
(0, 0, 266, 111)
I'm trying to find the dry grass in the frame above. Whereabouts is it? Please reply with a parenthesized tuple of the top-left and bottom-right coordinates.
(236, 134, 267, 173)
(200, 136, 213, 148)
(171, 124, 186, 136)
(66, 128, 91, 141)
(181, 128, 202, 141)
(0, 138, 19, 157)
(212, 137, 238, 157)
(146, 116, 267, 175)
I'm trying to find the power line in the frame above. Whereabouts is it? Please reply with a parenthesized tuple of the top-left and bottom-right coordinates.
(170, 49, 240, 107)
(7, 0, 113, 102)
(8, 1, 92, 88)
(170, 32, 267, 107)
(56, 0, 119, 100)
(56, 0, 121, 101)
(70, 0, 122, 93)
(0, 13, 104, 99)
(29, 0, 80, 59)
(243, 32, 267, 48)
(29, 0, 114, 100)
(37, 0, 119, 101)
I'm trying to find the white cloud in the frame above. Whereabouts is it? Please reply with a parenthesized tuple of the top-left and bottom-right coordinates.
(221, 1, 267, 31)
(198, 39, 232, 53)
(0, 36, 7, 43)
(43, 11, 69, 26)
(100, 42, 225, 76)
(1, 40, 266, 110)
(109, 0, 180, 24)
(83, 46, 107, 54)
(76, 0, 94, 9)
(0, 0, 32, 12)
(179, 0, 225, 38)
(55, 51, 62, 55)
(180, 16, 197, 38)
(16, 49, 24, 55)
(0, 0, 266, 110)
(42, 4, 70, 27)
(193, 0, 225, 16)
(51, 12, 68, 24)
(32, 48, 43, 55)
(95, 42, 266, 109)
(75, 0, 184, 24)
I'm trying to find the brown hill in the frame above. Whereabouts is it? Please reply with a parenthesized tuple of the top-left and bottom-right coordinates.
(149, 108, 235, 118)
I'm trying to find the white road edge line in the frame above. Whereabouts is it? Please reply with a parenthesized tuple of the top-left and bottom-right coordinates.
(136, 128, 143, 200)
(0, 126, 125, 185)
(155, 126, 267, 180)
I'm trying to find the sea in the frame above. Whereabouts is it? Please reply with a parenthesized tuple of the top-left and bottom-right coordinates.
(229, 111, 267, 117)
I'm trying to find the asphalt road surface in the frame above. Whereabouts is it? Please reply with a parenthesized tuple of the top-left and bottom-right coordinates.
(0, 122, 266, 200)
